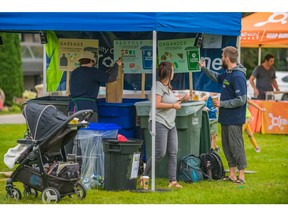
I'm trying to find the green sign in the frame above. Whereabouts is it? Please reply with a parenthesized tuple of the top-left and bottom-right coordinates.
(185, 46, 201, 71)
(158, 38, 201, 73)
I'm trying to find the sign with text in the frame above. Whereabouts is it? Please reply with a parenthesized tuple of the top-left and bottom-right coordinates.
(58, 38, 99, 71)
(114, 40, 153, 74)
(158, 38, 200, 73)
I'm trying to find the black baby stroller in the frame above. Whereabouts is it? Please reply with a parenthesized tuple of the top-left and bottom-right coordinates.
(5, 102, 93, 203)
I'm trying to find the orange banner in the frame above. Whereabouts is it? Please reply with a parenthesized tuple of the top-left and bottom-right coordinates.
(248, 100, 288, 134)
(248, 102, 262, 133)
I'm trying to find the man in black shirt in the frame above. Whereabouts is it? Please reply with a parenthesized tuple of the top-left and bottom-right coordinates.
(68, 51, 122, 122)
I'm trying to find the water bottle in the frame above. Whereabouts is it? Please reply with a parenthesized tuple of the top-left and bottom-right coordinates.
(206, 161, 212, 179)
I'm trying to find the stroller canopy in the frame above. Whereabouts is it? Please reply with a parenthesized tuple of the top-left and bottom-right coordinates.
(23, 103, 68, 142)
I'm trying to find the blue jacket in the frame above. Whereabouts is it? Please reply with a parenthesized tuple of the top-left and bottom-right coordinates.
(201, 64, 247, 125)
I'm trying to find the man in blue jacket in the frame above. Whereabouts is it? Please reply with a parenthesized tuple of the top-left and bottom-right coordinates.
(198, 46, 247, 184)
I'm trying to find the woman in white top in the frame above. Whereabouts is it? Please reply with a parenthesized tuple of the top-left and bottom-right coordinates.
(141, 61, 189, 188)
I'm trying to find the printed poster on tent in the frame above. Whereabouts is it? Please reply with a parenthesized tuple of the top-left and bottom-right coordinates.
(158, 38, 201, 73)
(58, 39, 99, 71)
(114, 40, 153, 74)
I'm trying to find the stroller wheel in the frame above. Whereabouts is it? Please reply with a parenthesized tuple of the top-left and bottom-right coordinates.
(7, 188, 22, 200)
(74, 182, 86, 199)
(24, 187, 38, 198)
(41, 187, 61, 203)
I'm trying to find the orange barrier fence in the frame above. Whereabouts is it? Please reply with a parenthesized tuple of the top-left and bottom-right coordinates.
(248, 100, 288, 134)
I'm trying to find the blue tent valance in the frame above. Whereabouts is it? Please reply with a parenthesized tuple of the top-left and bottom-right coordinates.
(0, 12, 241, 36)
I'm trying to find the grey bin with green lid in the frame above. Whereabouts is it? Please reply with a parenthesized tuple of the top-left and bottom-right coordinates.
(135, 100, 205, 178)
(103, 138, 143, 191)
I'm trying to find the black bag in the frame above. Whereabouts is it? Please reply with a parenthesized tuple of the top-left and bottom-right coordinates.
(177, 154, 204, 183)
(199, 150, 225, 180)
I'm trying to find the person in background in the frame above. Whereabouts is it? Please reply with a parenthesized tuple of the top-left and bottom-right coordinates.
(198, 46, 247, 185)
(243, 100, 266, 153)
(140, 61, 189, 189)
(68, 51, 122, 122)
(200, 92, 220, 152)
(249, 54, 280, 100)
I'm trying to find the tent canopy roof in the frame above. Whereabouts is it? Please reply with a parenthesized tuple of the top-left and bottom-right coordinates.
(0, 12, 241, 35)
(241, 12, 288, 47)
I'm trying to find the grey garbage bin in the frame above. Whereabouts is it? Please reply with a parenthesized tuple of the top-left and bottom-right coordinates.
(135, 100, 205, 178)
(103, 138, 143, 191)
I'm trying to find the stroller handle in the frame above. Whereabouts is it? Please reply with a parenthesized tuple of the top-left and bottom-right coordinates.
(69, 109, 94, 122)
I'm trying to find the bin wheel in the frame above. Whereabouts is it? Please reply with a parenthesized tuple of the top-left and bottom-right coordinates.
(24, 187, 38, 198)
(74, 182, 86, 199)
(7, 188, 22, 200)
(41, 187, 61, 203)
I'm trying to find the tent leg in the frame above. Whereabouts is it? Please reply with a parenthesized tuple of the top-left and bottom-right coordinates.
(258, 45, 262, 65)
(43, 45, 47, 96)
(150, 30, 157, 192)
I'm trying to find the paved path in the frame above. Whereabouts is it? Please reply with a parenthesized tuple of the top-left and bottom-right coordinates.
(0, 114, 25, 124)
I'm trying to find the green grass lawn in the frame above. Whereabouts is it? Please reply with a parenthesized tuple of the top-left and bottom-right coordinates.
(0, 124, 287, 204)
(0, 110, 22, 115)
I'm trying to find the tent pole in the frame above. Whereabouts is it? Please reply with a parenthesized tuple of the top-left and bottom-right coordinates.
(151, 30, 157, 191)
(43, 45, 47, 96)
(258, 45, 262, 65)
(237, 36, 241, 63)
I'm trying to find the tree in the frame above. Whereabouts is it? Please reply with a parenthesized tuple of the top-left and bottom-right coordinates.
(0, 33, 23, 106)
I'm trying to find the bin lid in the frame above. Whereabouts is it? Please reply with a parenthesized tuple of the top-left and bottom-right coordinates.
(134, 101, 150, 116)
(81, 123, 121, 130)
(103, 138, 143, 145)
(97, 98, 146, 107)
(134, 100, 205, 116)
(177, 101, 205, 116)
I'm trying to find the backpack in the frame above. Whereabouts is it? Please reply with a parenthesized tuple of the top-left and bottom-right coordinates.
(199, 150, 225, 180)
(177, 154, 204, 183)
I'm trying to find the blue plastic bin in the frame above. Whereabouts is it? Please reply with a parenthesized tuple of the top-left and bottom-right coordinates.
(97, 98, 146, 138)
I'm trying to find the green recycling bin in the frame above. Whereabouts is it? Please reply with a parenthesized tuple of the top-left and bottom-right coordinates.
(103, 138, 143, 191)
(199, 110, 211, 154)
(135, 100, 205, 178)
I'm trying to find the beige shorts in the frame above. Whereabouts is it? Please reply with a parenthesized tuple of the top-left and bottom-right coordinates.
(209, 119, 218, 136)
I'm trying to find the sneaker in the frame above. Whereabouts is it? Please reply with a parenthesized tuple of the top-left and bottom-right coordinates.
(215, 147, 220, 152)
(255, 147, 261, 153)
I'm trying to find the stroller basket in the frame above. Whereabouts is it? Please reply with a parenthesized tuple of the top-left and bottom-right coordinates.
(14, 164, 79, 195)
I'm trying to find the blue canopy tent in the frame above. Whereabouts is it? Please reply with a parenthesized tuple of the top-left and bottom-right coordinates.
(0, 12, 242, 191)
(0, 12, 241, 93)
(0, 12, 240, 34)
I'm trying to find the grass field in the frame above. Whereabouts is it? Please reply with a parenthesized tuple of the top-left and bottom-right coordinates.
(0, 124, 287, 206)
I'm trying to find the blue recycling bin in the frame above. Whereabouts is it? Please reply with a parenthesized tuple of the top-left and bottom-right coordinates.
(97, 98, 146, 138)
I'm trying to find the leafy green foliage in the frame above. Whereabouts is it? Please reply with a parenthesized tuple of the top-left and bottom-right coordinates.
(0, 33, 24, 106)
